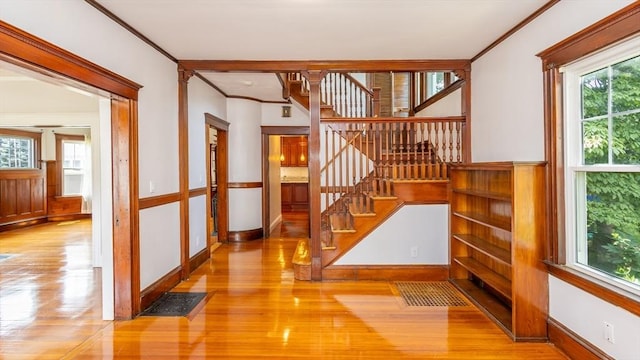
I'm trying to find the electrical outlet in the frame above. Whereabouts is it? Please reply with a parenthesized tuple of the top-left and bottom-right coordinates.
(149, 181, 155, 194)
(410, 246, 418, 258)
(604, 321, 615, 344)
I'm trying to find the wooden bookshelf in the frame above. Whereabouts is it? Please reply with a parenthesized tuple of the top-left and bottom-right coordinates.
(449, 162, 548, 341)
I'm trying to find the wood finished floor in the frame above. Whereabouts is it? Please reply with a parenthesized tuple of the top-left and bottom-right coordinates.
(0, 215, 568, 359)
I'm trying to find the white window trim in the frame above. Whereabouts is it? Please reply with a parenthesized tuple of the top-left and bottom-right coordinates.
(561, 34, 640, 296)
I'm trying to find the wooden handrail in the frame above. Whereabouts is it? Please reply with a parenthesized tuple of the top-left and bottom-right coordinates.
(321, 116, 466, 123)
(414, 79, 465, 114)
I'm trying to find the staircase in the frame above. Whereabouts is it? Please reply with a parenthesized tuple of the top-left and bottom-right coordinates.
(282, 72, 466, 280)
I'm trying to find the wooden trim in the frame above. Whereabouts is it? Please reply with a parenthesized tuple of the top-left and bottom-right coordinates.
(0, 217, 48, 232)
(47, 213, 91, 222)
(111, 96, 140, 319)
(189, 248, 210, 273)
(194, 72, 227, 96)
(0, 128, 42, 169)
(538, 3, 640, 318)
(228, 182, 262, 189)
(322, 265, 449, 281)
(84, 0, 177, 63)
(205, 113, 229, 243)
(547, 263, 640, 317)
(204, 113, 230, 130)
(179, 60, 471, 72)
(414, 79, 464, 113)
(138, 192, 181, 210)
(228, 94, 289, 104)
(178, 69, 192, 280)
(189, 187, 207, 197)
(139, 266, 182, 312)
(320, 116, 465, 124)
(548, 318, 613, 360)
(0, 20, 142, 99)
(1, 20, 140, 319)
(471, 0, 560, 62)
(228, 228, 263, 242)
(54, 133, 85, 196)
(261, 126, 311, 239)
(261, 126, 310, 135)
(537, 1, 640, 69)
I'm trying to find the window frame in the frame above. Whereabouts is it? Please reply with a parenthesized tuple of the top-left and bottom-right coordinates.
(0, 128, 42, 170)
(538, 2, 640, 316)
(55, 133, 85, 197)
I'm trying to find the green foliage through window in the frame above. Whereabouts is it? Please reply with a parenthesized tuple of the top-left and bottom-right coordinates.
(580, 54, 640, 286)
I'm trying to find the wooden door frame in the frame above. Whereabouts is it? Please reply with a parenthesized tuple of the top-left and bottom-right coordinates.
(205, 113, 229, 243)
(261, 126, 310, 238)
(0, 20, 142, 319)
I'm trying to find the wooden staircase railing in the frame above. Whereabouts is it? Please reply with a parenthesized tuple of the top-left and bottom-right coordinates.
(284, 72, 381, 117)
(319, 116, 466, 249)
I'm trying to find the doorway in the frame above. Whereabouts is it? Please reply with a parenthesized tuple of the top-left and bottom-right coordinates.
(1, 21, 141, 319)
(205, 113, 229, 246)
(261, 127, 310, 239)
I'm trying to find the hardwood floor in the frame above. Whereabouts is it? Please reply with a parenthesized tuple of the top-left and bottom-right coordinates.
(0, 215, 568, 359)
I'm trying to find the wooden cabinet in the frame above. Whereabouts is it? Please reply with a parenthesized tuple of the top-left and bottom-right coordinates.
(449, 162, 547, 341)
(280, 136, 308, 167)
(281, 183, 309, 211)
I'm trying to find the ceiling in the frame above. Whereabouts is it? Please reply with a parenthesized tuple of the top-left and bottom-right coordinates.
(0, 0, 552, 109)
(92, 0, 551, 102)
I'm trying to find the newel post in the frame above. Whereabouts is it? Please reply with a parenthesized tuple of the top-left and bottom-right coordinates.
(302, 70, 326, 280)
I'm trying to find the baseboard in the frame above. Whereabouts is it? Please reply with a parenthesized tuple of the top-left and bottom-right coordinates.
(47, 213, 92, 222)
(228, 228, 263, 242)
(0, 217, 48, 232)
(270, 214, 283, 233)
(548, 318, 613, 360)
(189, 248, 210, 271)
(140, 266, 182, 312)
(322, 265, 449, 281)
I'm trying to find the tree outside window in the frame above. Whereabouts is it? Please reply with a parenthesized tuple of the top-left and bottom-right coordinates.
(579, 54, 640, 286)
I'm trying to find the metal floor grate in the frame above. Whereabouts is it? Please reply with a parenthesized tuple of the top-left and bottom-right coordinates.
(394, 281, 469, 307)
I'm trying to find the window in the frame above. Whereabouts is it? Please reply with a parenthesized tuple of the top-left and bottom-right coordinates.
(0, 129, 40, 169)
(55, 134, 86, 196)
(562, 37, 640, 292)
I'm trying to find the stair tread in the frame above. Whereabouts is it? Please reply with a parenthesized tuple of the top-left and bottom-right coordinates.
(329, 213, 355, 232)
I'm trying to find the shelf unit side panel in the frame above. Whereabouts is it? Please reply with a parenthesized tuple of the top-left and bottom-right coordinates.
(511, 164, 548, 338)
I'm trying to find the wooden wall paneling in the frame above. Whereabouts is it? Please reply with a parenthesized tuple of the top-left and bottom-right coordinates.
(0, 169, 46, 225)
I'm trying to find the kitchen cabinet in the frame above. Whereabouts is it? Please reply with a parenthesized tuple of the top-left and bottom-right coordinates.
(281, 182, 309, 211)
(280, 136, 308, 167)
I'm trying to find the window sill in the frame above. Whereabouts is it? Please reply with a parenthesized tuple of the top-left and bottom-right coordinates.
(545, 262, 640, 317)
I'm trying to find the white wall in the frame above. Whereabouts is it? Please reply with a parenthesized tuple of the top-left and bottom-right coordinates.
(187, 75, 227, 255)
(471, 0, 635, 163)
(415, 88, 461, 117)
(0, 0, 184, 319)
(261, 102, 310, 126)
(139, 204, 181, 289)
(471, 0, 638, 357)
(549, 276, 640, 359)
(335, 205, 448, 265)
(227, 98, 262, 231)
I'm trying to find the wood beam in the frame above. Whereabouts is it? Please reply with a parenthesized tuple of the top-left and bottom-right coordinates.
(178, 60, 471, 73)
